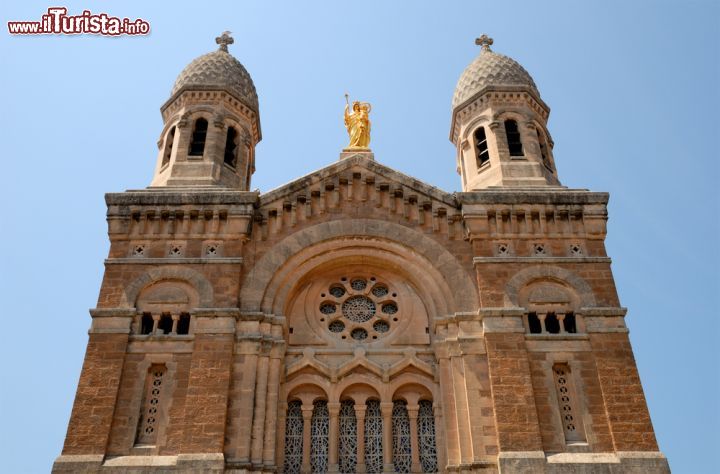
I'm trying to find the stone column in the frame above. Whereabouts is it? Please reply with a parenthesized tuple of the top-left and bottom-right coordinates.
(433, 402, 446, 472)
(327, 402, 341, 473)
(301, 405, 314, 474)
(232, 343, 258, 463)
(437, 354, 460, 467)
(250, 345, 270, 465)
(355, 404, 367, 473)
(262, 350, 282, 468)
(407, 404, 421, 473)
(170, 313, 179, 334)
(380, 402, 394, 472)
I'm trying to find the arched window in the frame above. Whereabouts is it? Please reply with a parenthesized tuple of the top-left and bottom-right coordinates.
(536, 128, 552, 169)
(161, 126, 175, 167)
(284, 401, 303, 474)
(417, 400, 438, 473)
(392, 400, 412, 473)
(188, 118, 208, 156)
(339, 400, 357, 474)
(311, 400, 329, 474)
(224, 127, 238, 168)
(364, 400, 383, 474)
(474, 126, 490, 167)
(504, 119, 524, 156)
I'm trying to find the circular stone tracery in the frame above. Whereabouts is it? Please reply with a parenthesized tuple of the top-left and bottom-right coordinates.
(342, 296, 376, 322)
(318, 277, 399, 343)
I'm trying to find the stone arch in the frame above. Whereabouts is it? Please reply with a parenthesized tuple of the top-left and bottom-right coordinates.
(120, 266, 214, 308)
(505, 265, 596, 308)
(284, 378, 331, 405)
(389, 375, 438, 405)
(337, 381, 382, 405)
(240, 219, 478, 315)
(460, 114, 493, 143)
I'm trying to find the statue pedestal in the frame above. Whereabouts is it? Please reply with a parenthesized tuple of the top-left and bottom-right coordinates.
(340, 149, 374, 161)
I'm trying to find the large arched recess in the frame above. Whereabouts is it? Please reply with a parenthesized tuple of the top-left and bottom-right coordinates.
(240, 219, 478, 319)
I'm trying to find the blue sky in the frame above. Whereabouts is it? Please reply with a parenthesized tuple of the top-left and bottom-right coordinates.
(1, 1, 718, 472)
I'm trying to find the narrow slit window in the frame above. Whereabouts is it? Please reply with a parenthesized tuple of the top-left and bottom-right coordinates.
(553, 364, 586, 443)
(158, 314, 173, 334)
(310, 400, 329, 474)
(536, 128, 551, 169)
(545, 312, 561, 334)
(161, 126, 175, 167)
(188, 118, 208, 156)
(140, 313, 154, 335)
(177, 313, 191, 335)
(284, 401, 303, 474)
(528, 312, 542, 334)
(474, 126, 490, 167)
(224, 127, 238, 168)
(563, 313, 577, 333)
(504, 119, 524, 156)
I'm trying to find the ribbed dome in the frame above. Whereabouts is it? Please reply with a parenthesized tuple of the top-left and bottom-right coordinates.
(452, 45, 538, 109)
(171, 45, 259, 113)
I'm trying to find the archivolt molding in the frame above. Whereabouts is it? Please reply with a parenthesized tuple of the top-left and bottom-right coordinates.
(240, 219, 478, 316)
(504, 265, 596, 308)
(120, 266, 214, 308)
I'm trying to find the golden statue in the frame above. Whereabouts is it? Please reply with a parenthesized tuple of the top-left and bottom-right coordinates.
(344, 94, 371, 149)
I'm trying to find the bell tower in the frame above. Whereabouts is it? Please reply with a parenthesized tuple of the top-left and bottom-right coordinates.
(150, 32, 261, 189)
(451, 35, 560, 190)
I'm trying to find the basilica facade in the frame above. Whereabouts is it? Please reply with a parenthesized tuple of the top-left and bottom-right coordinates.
(54, 33, 669, 473)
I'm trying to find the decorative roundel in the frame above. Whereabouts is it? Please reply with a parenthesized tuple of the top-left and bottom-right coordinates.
(373, 320, 390, 333)
(328, 320, 345, 333)
(342, 296, 376, 322)
(381, 303, 398, 314)
(319, 277, 399, 343)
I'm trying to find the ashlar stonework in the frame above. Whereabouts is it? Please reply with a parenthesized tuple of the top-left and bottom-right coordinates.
(54, 34, 670, 473)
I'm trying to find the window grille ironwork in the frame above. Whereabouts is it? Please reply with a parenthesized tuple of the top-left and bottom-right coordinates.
(364, 400, 383, 474)
(392, 400, 412, 473)
(284, 401, 303, 474)
(339, 401, 357, 474)
(418, 400, 438, 473)
(371, 285, 389, 297)
(351, 279, 367, 291)
(311, 400, 329, 473)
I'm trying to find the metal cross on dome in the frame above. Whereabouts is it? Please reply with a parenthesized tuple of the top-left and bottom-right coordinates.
(216, 31, 234, 52)
(475, 34, 494, 52)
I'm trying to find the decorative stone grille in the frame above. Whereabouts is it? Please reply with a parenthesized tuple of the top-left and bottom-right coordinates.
(392, 400, 412, 473)
(342, 296, 376, 322)
(364, 400, 384, 474)
(351, 279, 367, 291)
(320, 303, 336, 314)
(373, 321, 390, 333)
(284, 401, 303, 474)
(329, 286, 346, 298)
(553, 364, 585, 442)
(311, 401, 329, 473)
(418, 400, 438, 473)
(351, 328, 368, 340)
(381, 303, 398, 315)
(371, 285, 388, 297)
(136, 365, 166, 445)
(339, 401, 357, 474)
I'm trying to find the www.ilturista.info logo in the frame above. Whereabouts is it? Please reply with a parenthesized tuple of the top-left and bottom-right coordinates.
(8, 7, 150, 36)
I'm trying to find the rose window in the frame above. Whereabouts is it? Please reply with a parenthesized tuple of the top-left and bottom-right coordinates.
(342, 296, 376, 322)
(319, 277, 399, 342)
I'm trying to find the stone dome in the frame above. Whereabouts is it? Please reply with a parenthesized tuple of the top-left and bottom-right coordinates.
(171, 34, 259, 113)
(452, 37, 538, 109)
